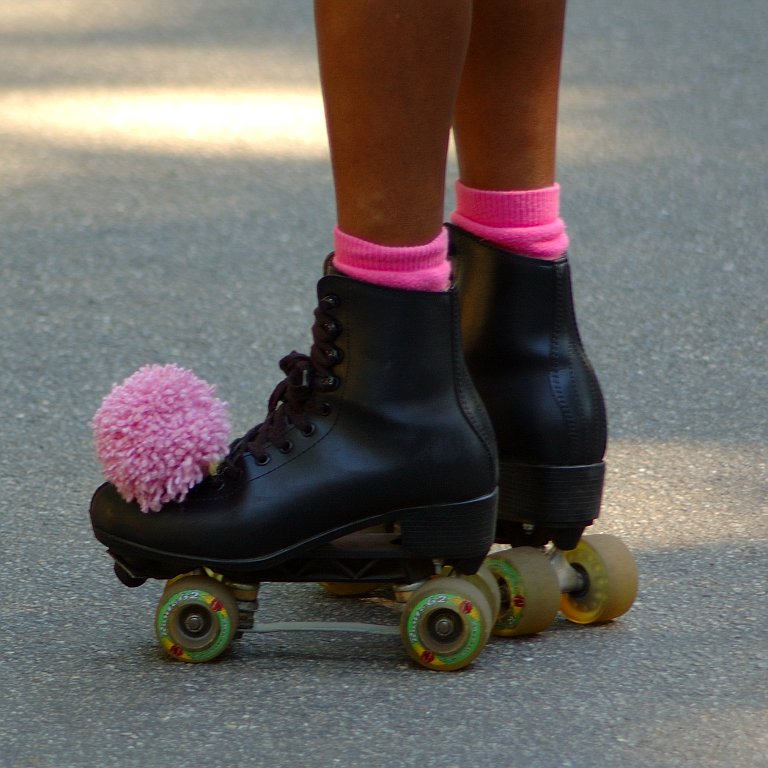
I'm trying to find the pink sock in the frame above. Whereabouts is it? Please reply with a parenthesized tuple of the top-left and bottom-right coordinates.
(451, 182, 569, 260)
(332, 226, 451, 292)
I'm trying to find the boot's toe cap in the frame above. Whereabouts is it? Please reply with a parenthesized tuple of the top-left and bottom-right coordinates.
(90, 482, 146, 545)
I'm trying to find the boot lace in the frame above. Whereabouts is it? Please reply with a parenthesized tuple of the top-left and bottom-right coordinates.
(216, 294, 343, 478)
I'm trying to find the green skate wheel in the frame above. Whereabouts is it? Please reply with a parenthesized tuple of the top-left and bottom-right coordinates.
(485, 547, 560, 637)
(400, 576, 492, 671)
(559, 534, 638, 624)
(155, 575, 239, 663)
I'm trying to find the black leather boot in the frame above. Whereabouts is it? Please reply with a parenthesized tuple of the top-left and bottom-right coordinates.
(90, 269, 498, 576)
(449, 225, 606, 550)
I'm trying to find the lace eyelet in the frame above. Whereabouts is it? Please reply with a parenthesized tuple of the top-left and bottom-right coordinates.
(321, 294, 340, 310)
(319, 402, 332, 417)
(301, 423, 316, 437)
(322, 320, 340, 336)
(255, 454, 271, 466)
(319, 376, 340, 391)
(325, 347, 342, 363)
(279, 441, 294, 454)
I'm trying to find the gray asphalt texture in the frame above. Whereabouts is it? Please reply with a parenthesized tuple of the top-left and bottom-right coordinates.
(1, 1, 766, 767)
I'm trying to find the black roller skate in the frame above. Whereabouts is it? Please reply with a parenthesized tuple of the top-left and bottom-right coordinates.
(449, 225, 637, 637)
(90, 267, 501, 670)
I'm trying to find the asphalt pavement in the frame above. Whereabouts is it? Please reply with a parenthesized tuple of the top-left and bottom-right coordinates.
(1, 1, 766, 767)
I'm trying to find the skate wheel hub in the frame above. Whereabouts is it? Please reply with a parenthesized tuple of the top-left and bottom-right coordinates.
(430, 610, 463, 642)
(181, 608, 209, 636)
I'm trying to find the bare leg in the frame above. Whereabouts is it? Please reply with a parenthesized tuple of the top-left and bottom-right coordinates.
(450, 2, 610, 555)
(454, 0, 567, 191)
(315, 0, 472, 246)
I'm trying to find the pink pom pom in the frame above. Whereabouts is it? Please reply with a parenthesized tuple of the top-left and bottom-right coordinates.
(92, 364, 231, 513)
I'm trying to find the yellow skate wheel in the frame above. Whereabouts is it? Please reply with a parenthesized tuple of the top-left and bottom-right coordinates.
(400, 577, 492, 671)
(465, 564, 502, 622)
(319, 582, 381, 597)
(485, 547, 560, 637)
(155, 575, 239, 663)
(559, 534, 638, 625)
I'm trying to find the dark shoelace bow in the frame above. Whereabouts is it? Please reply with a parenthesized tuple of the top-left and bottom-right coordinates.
(216, 295, 343, 477)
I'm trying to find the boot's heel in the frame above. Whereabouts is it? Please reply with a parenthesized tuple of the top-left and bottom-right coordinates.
(499, 461, 605, 530)
(399, 490, 498, 566)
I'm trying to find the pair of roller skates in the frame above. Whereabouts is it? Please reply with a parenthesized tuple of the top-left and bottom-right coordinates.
(90, 228, 638, 671)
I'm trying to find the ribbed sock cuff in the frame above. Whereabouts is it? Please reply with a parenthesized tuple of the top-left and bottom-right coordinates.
(451, 181, 569, 260)
(332, 226, 451, 291)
